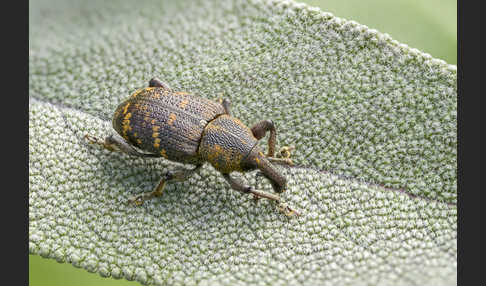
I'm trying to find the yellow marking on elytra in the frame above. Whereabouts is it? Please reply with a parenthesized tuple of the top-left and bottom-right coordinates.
(160, 149, 168, 158)
(168, 113, 176, 126)
(122, 123, 131, 134)
(179, 99, 189, 109)
(122, 112, 133, 137)
(152, 126, 160, 139)
(153, 138, 161, 148)
(255, 157, 260, 164)
(123, 103, 131, 114)
(133, 132, 138, 137)
(258, 152, 265, 157)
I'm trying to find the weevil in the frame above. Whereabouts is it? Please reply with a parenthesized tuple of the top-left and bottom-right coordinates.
(85, 78, 299, 216)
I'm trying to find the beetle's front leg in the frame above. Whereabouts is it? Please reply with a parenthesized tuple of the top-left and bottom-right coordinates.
(250, 120, 294, 165)
(85, 134, 158, 158)
(222, 173, 299, 216)
(271, 145, 295, 164)
(128, 164, 203, 206)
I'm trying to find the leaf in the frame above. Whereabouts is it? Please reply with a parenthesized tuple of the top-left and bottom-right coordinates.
(29, 0, 457, 285)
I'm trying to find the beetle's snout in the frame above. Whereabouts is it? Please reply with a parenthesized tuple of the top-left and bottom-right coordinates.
(270, 174, 286, 193)
(255, 152, 287, 193)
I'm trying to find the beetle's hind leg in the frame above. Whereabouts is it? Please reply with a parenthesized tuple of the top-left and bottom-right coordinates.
(128, 164, 203, 206)
(222, 173, 299, 216)
(85, 134, 159, 158)
(250, 120, 294, 165)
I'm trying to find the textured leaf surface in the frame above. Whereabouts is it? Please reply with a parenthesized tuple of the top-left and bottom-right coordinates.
(29, 0, 457, 285)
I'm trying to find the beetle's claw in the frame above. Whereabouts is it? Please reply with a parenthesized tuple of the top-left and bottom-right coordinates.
(277, 202, 300, 217)
(85, 134, 116, 151)
(267, 146, 295, 166)
(252, 194, 261, 203)
(277, 146, 295, 159)
(127, 194, 145, 206)
(85, 134, 101, 144)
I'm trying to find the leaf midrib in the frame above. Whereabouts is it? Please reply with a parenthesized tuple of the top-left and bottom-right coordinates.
(29, 96, 455, 207)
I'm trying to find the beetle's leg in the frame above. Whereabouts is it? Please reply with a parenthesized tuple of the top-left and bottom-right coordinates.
(149, 77, 171, 90)
(217, 96, 232, 115)
(222, 98, 231, 115)
(85, 134, 158, 158)
(267, 157, 293, 166)
(250, 120, 277, 157)
(277, 146, 294, 158)
(267, 146, 295, 166)
(128, 164, 203, 206)
(222, 173, 299, 216)
(250, 120, 295, 165)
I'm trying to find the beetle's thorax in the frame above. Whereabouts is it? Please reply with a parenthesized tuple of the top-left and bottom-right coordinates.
(198, 114, 258, 173)
(198, 114, 287, 193)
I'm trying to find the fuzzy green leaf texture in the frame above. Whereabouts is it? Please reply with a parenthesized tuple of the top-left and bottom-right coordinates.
(29, 0, 457, 285)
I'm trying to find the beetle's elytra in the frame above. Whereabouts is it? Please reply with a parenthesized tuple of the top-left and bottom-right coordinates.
(85, 78, 299, 216)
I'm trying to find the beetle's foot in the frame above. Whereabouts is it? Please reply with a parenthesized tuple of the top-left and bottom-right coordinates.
(277, 146, 295, 159)
(84, 134, 115, 152)
(127, 194, 146, 206)
(85, 134, 102, 145)
(267, 146, 295, 166)
(128, 180, 166, 206)
(127, 191, 159, 206)
(277, 202, 300, 217)
(252, 193, 261, 203)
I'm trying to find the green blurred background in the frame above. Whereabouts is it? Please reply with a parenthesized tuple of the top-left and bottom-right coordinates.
(303, 0, 456, 64)
(29, 0, 457, 285)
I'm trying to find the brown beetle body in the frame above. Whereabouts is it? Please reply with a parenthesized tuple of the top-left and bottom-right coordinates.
(113, 87, 225, 165)
(86, 78, 297, 216)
